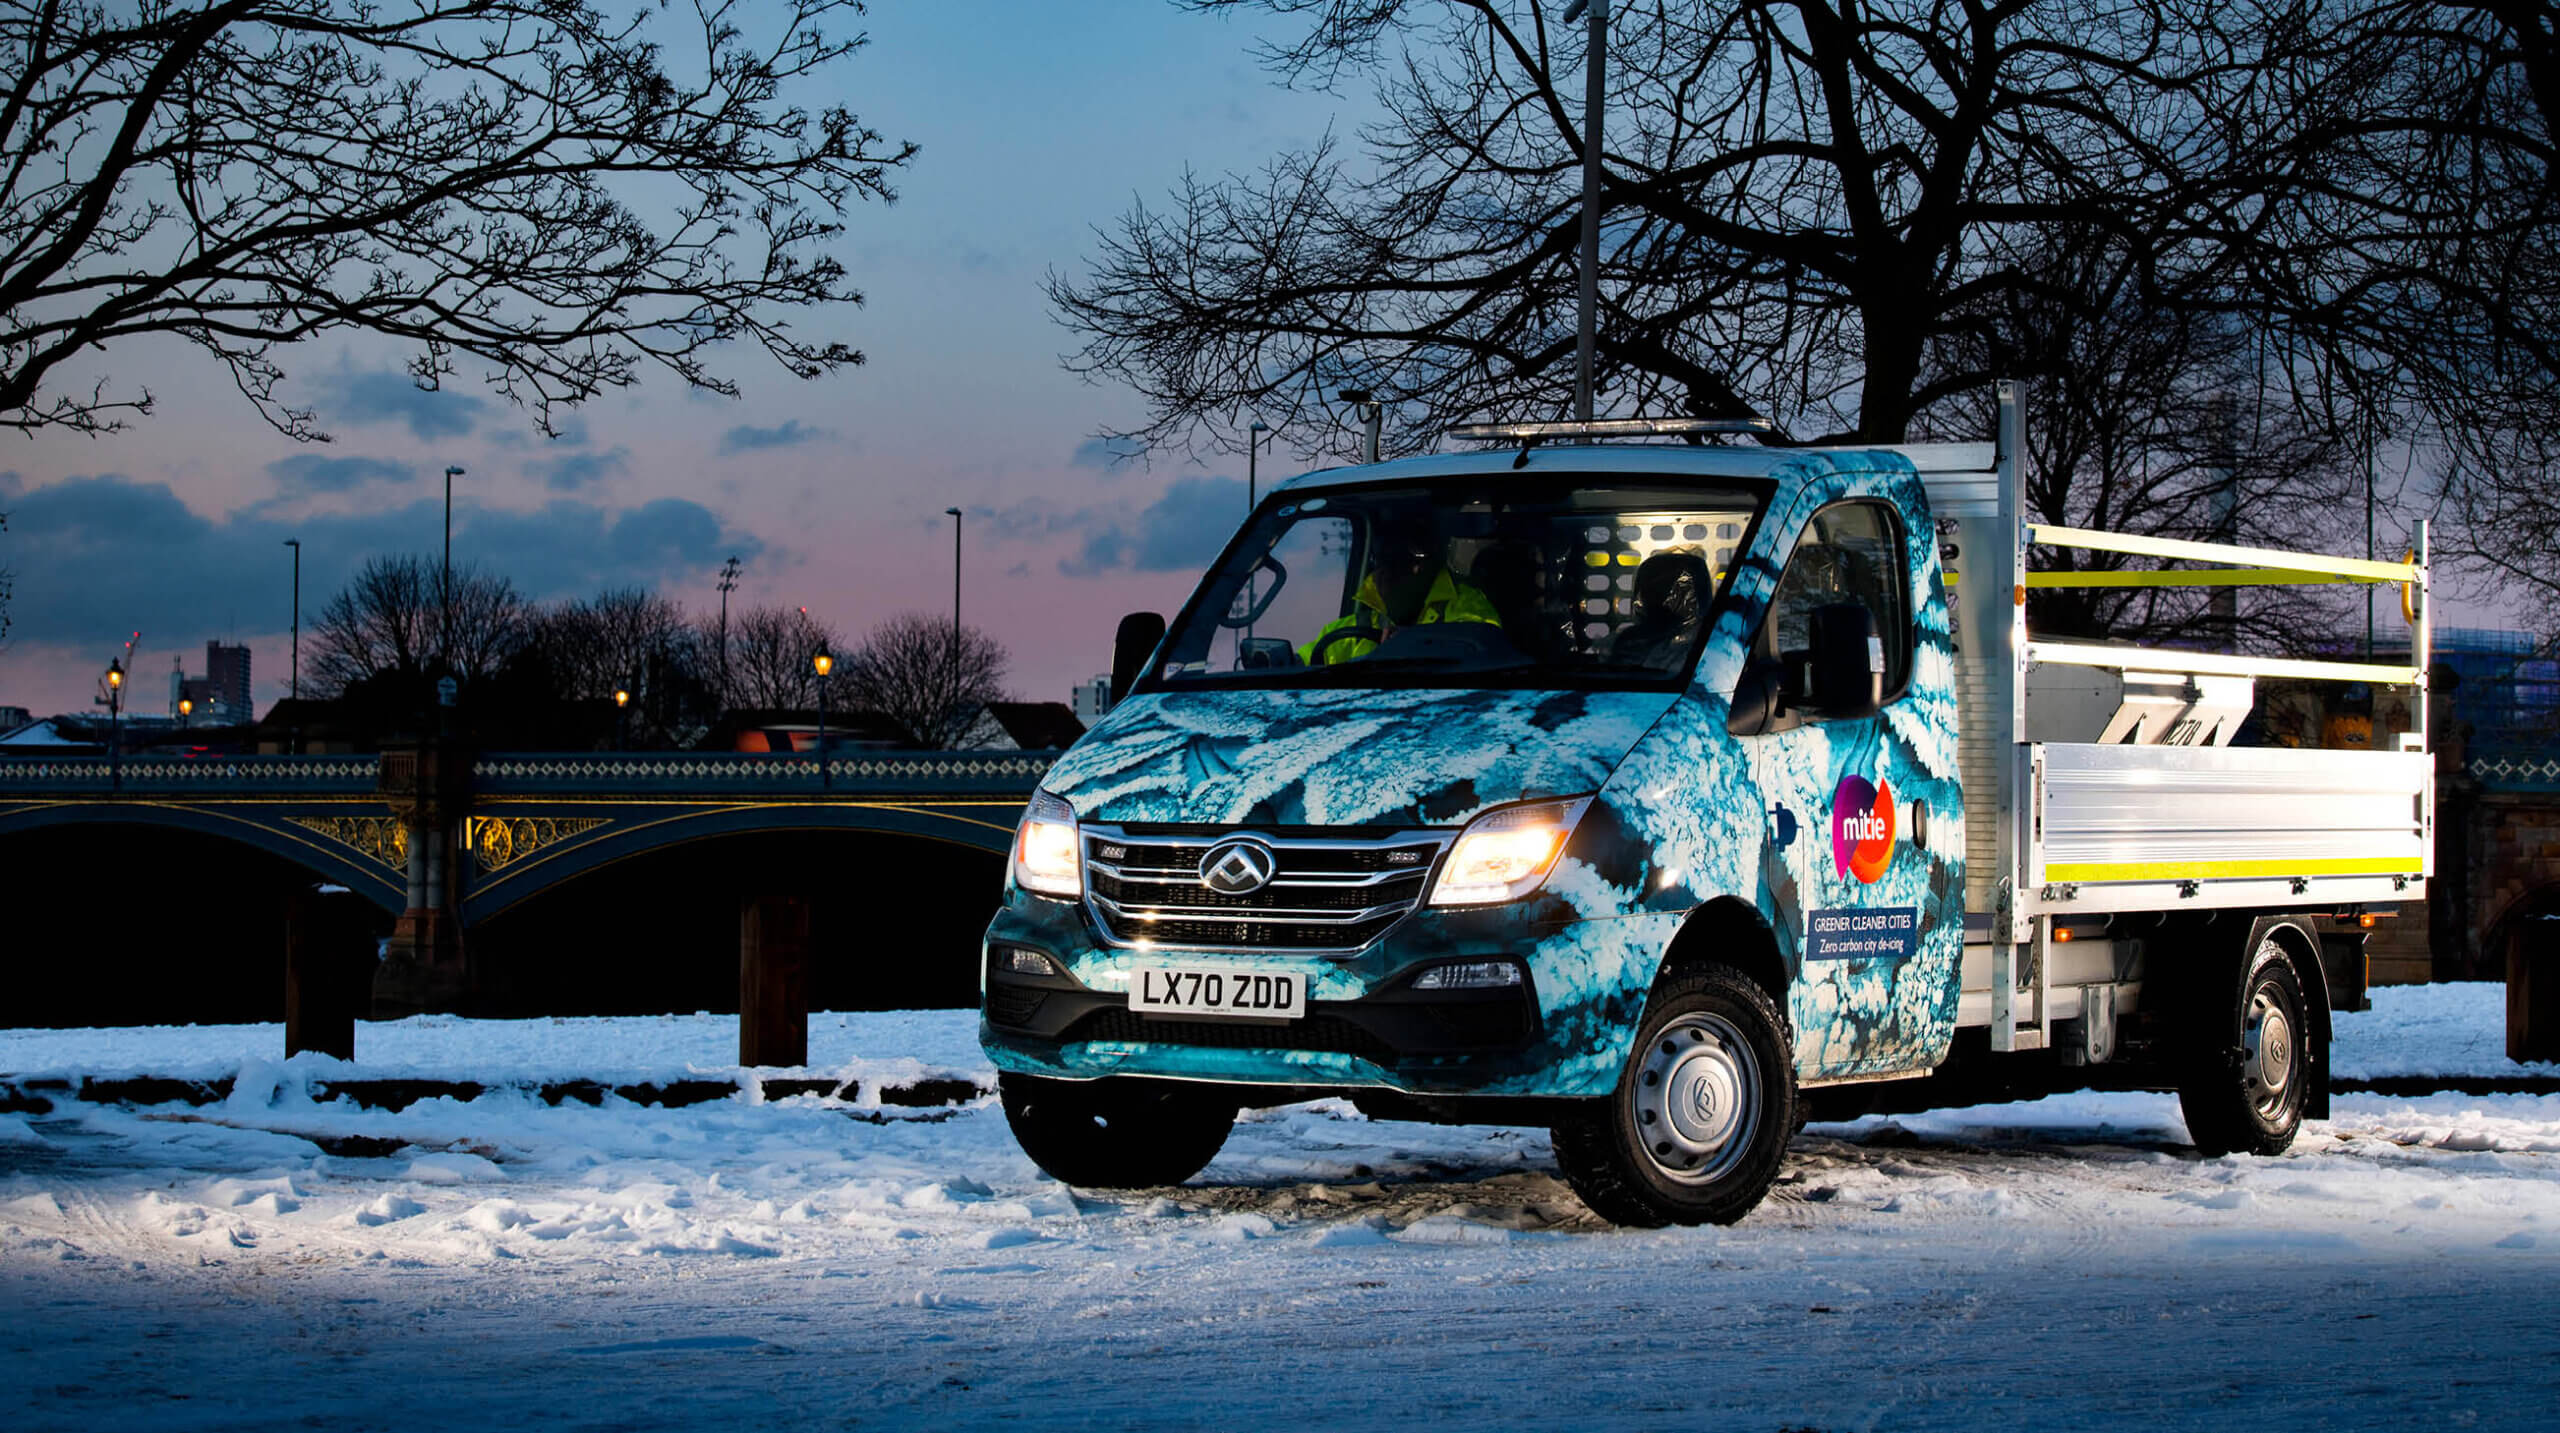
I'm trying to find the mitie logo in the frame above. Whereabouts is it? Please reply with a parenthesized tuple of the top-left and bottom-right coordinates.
(1830, 775, 1896, 884)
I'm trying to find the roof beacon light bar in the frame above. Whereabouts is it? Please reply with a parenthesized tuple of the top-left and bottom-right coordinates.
(1446, 416, 1777, 444)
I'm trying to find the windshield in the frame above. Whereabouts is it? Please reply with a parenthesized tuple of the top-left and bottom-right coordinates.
(1148, 478, 1766, 690)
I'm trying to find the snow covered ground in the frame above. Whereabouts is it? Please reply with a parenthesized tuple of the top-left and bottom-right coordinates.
(5, 985, 2558, 1430)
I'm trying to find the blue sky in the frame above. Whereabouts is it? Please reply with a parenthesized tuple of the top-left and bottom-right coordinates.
(0, 1, 1364, 717)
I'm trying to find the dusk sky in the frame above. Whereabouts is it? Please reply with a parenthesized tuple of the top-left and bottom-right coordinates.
(0, 1, 1370, 720)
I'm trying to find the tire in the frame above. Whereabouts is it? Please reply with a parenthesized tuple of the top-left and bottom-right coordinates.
(1552, 966, 1796, 1227)
(998, 1072, 1237, 1188)
(2177, 932, 2313, 1157)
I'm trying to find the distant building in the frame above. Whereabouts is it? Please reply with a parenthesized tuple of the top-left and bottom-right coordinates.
(0, 717, 101, 753)
(0, 705, 30, 734)
(1070, 674, 1113, 722)
(164, 643, 254, 723)
(206, 641, 252, 720)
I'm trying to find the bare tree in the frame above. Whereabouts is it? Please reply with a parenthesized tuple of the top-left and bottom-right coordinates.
(844, 612, 1008, 750)
(0, 508, 12, 651)
(722, 603, 845, 711)
(523, 587, 711, 745)
(1054, 0, 2357, 452)
(1931, 227, 2364, 651)
(307, 554, 526, 697)
(0, 0, 915, 439)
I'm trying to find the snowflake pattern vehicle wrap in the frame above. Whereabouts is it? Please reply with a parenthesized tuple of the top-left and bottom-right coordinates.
(981, 450, 1965, 1099)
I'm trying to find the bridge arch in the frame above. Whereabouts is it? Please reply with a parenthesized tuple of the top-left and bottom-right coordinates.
(0, 801, 405, 913)
(458, 800, 1018, 924)
(463, 822, 1007, 1016)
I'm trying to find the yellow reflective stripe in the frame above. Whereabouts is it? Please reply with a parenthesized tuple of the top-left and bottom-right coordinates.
(2022, 568, 2359, 589)
(2043, 856, 2423, 883)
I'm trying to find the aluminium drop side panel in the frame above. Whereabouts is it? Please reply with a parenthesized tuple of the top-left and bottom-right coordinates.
(2025, 742, 2430, 917)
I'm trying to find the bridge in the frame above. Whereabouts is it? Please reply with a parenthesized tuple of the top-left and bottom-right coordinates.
(0, 746, 1052, 1063)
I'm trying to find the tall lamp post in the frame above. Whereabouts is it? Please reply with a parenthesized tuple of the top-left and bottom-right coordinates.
(945, 506, 964, 748)
(178, 696, 192, 729)
(1246, 421, 1271, 642)
(613, 682, 631, 751)
(1247, 420, 1269, 510)
(103, 658, 125, 790)
(811, 644, 834, 788)
(1561, 0, 1607, 423)
(283, 537, 301, 753)
(441, 465, 465, 654)
(282, 538, 301, 699)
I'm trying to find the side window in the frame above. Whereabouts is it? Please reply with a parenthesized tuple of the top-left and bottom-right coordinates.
(1762, 500, 1910, 702)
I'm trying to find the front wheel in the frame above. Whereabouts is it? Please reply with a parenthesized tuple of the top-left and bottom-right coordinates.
(1552, 966, 1796, 1227)
(2178, 934, 2314, 1157)
(998, 1073, 1236, 1188)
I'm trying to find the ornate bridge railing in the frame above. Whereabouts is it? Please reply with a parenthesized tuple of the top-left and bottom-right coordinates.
(0, 755, 382, 795)
(0, 749, 1059, 799)
(2469, 747, 2560, 795)
(469, 749, 1058, 796)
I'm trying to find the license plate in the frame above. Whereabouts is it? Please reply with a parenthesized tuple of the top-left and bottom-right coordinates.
(1129, 966, 1305, 1021)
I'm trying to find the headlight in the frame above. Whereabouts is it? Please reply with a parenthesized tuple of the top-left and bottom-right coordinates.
(1427, 797, 1591, 906)
(1012, 790, 1082, 899)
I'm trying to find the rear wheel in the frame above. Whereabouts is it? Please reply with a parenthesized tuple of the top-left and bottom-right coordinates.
(998, 1073, 1236, 1188)
(1552, 966, 1796, 1227)
(2178, 933, 2313, 1157)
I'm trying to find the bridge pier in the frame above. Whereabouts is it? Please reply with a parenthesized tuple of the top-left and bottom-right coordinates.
(285, 885, 375, 1060)
(740, 893, 810, 1068)
(374, 741, 472, 1017)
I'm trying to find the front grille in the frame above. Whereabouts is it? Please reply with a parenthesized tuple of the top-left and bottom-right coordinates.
(1064, 1008, 1399, 1065)
(1082, 826, 1450, 954)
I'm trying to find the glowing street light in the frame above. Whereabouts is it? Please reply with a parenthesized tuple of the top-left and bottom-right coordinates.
(612, 683, 631, 750)
(812, 644, 835, 788)
(178, 696, 193, 727)
(103, 658, 125, 789)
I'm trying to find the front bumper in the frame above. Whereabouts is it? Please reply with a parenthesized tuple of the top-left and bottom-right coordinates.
(979, 884, 1588, 1095)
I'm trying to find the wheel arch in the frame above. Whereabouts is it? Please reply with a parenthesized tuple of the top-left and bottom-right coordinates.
(1657, 895, 1790, 1026)
(2252, 913, 2334, 1122)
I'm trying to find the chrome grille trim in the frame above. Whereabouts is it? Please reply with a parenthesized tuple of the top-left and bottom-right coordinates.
(1081, 824, 1452, 954)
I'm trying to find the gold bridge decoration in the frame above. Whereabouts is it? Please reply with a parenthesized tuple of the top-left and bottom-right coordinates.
(286, 815, 409, 870)
(466, 815, 609, 873)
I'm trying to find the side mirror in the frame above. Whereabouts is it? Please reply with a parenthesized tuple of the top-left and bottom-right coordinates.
(1726, 658, 1786, 736)
(1111, 611, 1167, 703)
(1788, 602, 1884, 720)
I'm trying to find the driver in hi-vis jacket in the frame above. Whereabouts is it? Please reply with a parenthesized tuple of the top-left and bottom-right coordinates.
(1300, 518, 1502, 664)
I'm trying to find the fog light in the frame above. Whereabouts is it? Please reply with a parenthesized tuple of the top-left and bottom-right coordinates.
(995, 946, 1057, 977)
(1412, 961, 1522, 991)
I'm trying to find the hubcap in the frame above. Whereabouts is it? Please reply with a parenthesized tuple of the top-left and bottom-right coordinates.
(2242, 984, 2297, 1120)
(1631, 1012, 1761, 1185)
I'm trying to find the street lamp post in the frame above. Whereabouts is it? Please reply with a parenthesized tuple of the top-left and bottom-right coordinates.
(441, 465, 465, 656)
(282, 538, 301, 699)
(1246, 420, 1271, 642)
(716, 555, 742, 711)
(178, 696, 192, 729)
(613, 683, 631, 751)
(1248, 420, 1269, 510)
(811, 644, 834, 788)
(104, 658, 125, 790)
(945, 506, 964, 748)
(1562, 0, 1607, 423)
(283, 537, 301, 753)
